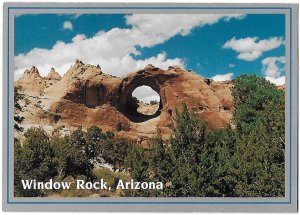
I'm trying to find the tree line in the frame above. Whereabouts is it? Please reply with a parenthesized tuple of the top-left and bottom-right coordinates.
(14, 74, 285, 197)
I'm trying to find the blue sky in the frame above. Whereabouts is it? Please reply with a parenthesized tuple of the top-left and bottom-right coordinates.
(14, 13, 286, 85)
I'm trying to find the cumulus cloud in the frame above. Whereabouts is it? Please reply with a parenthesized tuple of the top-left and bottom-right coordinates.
(265, 76, 285, 86)
(125, 14, 244, 47)
(262, 56, 285, 78)
(211, 72, 234, 81)
(63, 21, 73, 30)
(262, 56, 285, 85)
(228, 63, 235, 68)
(223, 37, 284, 61)
(15, 14, 245, 79)
(132, 86, 160, 104)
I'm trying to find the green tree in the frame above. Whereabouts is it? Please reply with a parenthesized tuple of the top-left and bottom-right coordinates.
(167, 103, 207, 196)
(85, 126, 106, 161)
(167, 104, 238, 197)
(124, 146, 150, 197)
(232, 75, 285, 197)
(232, 74, 284, 134)
(199, 129, 238, 197)
(57, 127, 94, 179)
(14, 128, 57, 197)
(125, 146, 149, 182)
(86, 126, 131, 170)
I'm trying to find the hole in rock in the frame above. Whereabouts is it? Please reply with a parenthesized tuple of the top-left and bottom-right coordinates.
(132, 86, 160, 116)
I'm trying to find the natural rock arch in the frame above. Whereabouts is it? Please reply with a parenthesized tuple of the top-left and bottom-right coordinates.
(15, 60, 236, 144)
(116, 71, 166, 122)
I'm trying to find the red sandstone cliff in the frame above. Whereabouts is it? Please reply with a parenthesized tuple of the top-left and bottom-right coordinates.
(15, 60, 234, 143)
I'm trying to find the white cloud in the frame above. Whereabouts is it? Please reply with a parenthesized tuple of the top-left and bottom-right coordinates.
(223, 37, 284, 61)
(265, 76, 285, 86)
(211, 72, 234, 82)
(15, 14, 244, 80)
(262, 56, 285, 78)
(63, 21, 73, 30)
(262, 56, 285, 85)
(132, 86, 160, 104)
(228, 63, 235, 68)
(125, 14, 244, 47)
(72, 34, 86, 42)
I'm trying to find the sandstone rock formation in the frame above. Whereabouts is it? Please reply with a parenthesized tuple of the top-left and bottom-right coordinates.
(14, 60, 234, 143)
(15, 66, 47, 95)
(46, 67, 61, 81)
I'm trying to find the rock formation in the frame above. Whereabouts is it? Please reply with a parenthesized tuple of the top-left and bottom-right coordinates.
(46, 67, 61, 81)
(15, 66, 47, 95)
(14, 60, 234, 143)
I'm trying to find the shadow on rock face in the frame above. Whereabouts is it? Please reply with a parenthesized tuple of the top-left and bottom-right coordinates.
(121, 97, 162, 123)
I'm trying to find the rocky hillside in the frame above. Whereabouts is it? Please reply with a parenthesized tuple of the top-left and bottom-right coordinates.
(14, 60, 234, 145)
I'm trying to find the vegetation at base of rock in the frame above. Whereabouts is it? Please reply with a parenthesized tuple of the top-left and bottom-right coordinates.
(232, 75, 285, 196)
(14, 74, 284, 197)
(14, 126, 132, 197)
(125, 75, 285, 197)
(150, 100, 158, 105)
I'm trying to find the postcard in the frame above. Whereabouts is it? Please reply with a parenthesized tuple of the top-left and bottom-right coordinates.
(2, 2, 298, 212)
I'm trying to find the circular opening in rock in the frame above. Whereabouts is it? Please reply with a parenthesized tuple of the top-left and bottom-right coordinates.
(132, 85, 160, 116)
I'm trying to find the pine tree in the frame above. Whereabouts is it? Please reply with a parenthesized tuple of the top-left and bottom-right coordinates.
(14, 128, 57, 197)
(233, 75, 285, 197)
